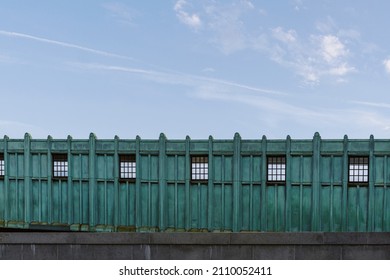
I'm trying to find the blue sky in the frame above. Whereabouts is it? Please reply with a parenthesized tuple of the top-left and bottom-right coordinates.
(1, 1, 390, 140)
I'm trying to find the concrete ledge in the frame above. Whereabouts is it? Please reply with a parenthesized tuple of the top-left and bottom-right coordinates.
(1, 232, 390, 259)
(1, 232, 390, 245)
(229, 232, 324, 245)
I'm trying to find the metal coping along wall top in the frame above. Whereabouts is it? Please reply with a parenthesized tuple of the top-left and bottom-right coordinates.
(0, 132, 389, 233)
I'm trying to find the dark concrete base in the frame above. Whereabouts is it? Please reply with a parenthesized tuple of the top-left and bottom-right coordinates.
(0, 232, 390, 260)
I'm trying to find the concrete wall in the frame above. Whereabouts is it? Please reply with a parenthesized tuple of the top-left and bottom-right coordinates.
(1, 232, 390, 260)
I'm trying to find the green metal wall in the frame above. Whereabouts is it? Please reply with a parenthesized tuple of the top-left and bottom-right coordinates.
(0, 132, 389, 232)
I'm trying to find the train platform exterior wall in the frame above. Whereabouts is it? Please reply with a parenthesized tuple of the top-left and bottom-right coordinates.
(0, 232, 390, 260)
(0, 133, 389, 232)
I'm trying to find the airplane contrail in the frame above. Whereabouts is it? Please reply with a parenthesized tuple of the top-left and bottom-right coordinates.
(0, 30, 133, 60)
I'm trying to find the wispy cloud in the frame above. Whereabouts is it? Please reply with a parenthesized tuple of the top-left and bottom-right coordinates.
(201, 67, 215, 73)
(272, 27, 297, 43)
(328, 63, 355, 76)
(319, 35, 348, 63)
(102, 2, 137, 25)
(191, 83, 390, 136)
(174, 0, 202, 29)
(200, 76, 286, 95)
(174, 0, 256, 54)
(268, 28, 355, 84)
(72, 61, 389, 137)
(293, 0, 306, 11)
(70, 61, 303, 135)
(0, 54, 16, 64)
(0, 27, 287, 97)
(204, 1, 255, 54)
(70, 62, 286, 96)
(315, 16, 338, 34)
(67, 61, 390, 137)
(383, 59, 390, 74)
(345, 110, 390, 132)
(352, 100, 390, 109)
(173, 2, 356, 84)
(0, 30, 133, 60)
(0, 120, 48, 138)
(195, 86, 321, 119)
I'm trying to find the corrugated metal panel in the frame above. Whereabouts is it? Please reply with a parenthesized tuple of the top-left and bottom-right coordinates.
(0, 132, 389, 232)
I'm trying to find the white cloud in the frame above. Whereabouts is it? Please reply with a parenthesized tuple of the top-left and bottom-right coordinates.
(319, 35, 348, 63)
(174, 1, 258, 54)
(272, 27, 297, 43)
(328, 63, 355, 76)
(383, 59, 390, 74)
(268, 31, 355, 84)
(172, 3, 355, 84)
(174, 0, 202, 29)
(267, 18, 359, 84)
(299, 67, 319, 84)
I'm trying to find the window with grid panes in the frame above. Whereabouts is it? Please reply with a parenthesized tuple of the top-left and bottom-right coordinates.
(53, 154, 68, 178)
(349, 156, 369, 184)
(191, 156, 208, 182)
(120, 154, 136, 180)
(267, 156, 286, 183)
(0, 154, 4, 177)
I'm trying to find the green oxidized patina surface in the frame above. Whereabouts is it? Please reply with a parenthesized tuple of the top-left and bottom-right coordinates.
(0, 132, 388, 232)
